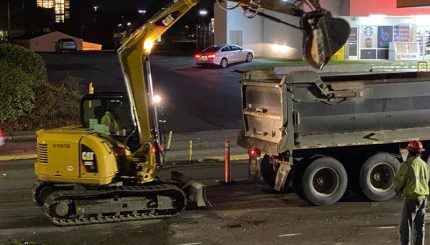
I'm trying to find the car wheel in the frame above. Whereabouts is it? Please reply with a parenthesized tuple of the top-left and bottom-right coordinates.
(246, 53, 253, 62)
(220, 58, 228, 68)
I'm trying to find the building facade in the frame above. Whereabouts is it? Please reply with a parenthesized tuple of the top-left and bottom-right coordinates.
(215, 0, 430, 61)
(0, 0, 94, 40)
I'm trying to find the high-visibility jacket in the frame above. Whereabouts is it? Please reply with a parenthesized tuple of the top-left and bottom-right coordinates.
(101, 111, 119, 132)
(394, 155, 429, 199)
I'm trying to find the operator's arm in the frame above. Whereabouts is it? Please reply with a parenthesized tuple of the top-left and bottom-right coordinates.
(394, 163, 408, 195)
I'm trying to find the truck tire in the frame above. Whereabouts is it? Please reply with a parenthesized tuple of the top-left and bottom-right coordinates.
(292, 162, 308, 202)
(359, 153, 400, 201)
(301, 157, 348, 205)
(260, 155, 276, 187)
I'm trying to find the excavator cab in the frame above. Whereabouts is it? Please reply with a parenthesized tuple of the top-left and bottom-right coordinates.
(80, 93, 132, 136)
(80, 93, 145, 153)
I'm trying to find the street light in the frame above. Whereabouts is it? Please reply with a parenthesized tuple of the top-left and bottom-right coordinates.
(199, 9, 208, 17)
(138, 9, 147, 14)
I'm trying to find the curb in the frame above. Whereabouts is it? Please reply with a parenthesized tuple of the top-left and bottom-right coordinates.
(0, 153, 249, 162)
(5, 131, 37, 141)
(202, 154, 249, 162)
(0, 154, 37, 161)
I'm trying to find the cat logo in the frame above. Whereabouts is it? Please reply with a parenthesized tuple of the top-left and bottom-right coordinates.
(82, 152, 95, 161)
(161, 14, 175, 26)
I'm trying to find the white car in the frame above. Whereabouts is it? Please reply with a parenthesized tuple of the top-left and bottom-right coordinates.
(194, 44, 254, 68)
(55, 38, 77, 52)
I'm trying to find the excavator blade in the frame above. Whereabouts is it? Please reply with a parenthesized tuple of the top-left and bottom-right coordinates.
(171, 171, 211, 208)
(302, 11, 350, 69)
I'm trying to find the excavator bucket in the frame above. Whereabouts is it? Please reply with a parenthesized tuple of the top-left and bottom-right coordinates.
(302, 10, 350, 69)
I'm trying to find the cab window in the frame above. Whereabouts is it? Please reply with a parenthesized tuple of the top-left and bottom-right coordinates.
(82, 98, 134, 137)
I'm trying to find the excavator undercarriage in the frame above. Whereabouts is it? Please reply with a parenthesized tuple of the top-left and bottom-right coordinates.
(33, 182, 186, 226)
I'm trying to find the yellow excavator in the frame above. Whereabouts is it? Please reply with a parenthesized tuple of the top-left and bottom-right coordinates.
(32, 0, 350, 226)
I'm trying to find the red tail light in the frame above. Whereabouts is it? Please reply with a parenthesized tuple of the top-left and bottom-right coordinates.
(0, 129, 4, 146)
(194, 54, 201, 60)
(207, 53, 216, 60)
(151, 146, 159, 154)
(248, 148, 261, 157)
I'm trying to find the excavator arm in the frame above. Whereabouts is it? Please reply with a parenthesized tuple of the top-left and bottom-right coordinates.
(117, 0, 200, 152)
(117, 0, 350, 156)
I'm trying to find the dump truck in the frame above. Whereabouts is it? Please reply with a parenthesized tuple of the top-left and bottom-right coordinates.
(238, 70, 430, 205)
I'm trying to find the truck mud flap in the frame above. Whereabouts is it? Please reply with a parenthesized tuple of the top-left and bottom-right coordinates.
(274, 162, 291, 191)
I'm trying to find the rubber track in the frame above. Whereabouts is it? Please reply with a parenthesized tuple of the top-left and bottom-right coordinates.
(42, 183, 186, 226)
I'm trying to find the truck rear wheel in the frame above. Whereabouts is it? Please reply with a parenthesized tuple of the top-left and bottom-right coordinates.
(260, 155, 276, 187)
(359, 153, 399, 201)
(301, 157, 348, 205)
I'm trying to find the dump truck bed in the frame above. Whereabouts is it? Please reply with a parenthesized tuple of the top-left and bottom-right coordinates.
(238, 70, 430, 155)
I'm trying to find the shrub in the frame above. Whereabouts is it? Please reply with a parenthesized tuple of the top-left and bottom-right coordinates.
(12, 82, 81, 131)
(0, 43, 47, 87)
(0, 60, 35, 124)
(0, 44, 81, 131)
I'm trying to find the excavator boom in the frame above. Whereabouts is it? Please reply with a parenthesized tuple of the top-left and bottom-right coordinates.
(117, 0, 199, 149)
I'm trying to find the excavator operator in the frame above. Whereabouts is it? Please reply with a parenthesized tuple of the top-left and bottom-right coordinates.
(101, 106, 120, 133)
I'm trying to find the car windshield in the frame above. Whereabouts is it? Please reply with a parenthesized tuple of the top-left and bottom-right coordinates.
(202, 46, 221, 53)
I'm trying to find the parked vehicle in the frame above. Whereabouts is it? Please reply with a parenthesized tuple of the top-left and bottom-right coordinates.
(239, 70, 430, 205)
(194, 44, 254, 68)
(55, 38, 77, 52)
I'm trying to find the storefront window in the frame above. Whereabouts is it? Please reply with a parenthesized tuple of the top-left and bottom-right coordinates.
(417, 26, 430, 59)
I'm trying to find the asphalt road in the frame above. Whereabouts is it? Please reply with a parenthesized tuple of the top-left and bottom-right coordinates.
(39, 53, 271, 133)
(0, 159, 426, 245)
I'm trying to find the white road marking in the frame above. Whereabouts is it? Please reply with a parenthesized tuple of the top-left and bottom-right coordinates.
(279, 233, 302, 237)
(378, 226, 396, 229)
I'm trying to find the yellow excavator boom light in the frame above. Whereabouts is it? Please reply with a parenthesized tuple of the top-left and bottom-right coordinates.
(143, 39, 155, 54)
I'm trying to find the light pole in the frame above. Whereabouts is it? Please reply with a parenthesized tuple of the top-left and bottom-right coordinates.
(196, 9, 209, 51)
(198, 9, 208, 25)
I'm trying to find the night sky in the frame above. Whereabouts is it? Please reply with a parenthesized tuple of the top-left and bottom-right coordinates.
(93, 0, 214, 13)
(91, 0, 215, 30)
